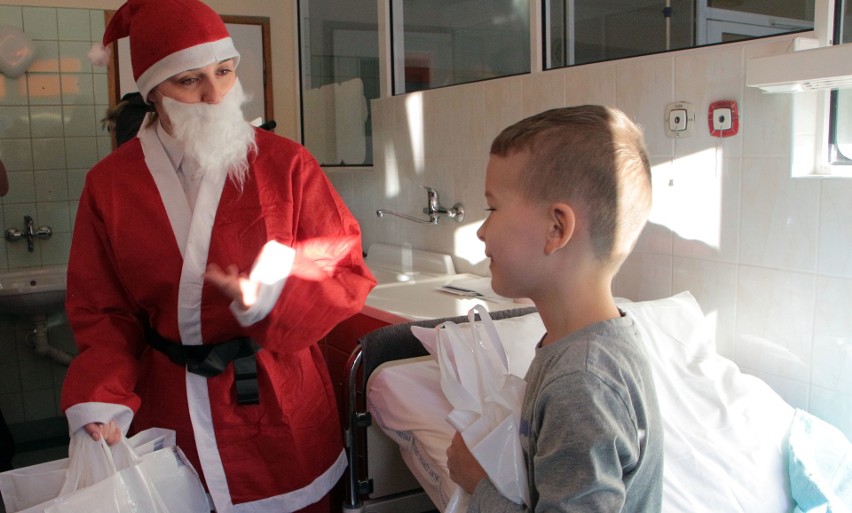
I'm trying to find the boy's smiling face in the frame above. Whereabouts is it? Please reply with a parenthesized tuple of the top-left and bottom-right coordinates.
(477, 151, 551, 300)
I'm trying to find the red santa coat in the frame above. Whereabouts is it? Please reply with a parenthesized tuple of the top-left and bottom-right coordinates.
(61, 122, 376, 513)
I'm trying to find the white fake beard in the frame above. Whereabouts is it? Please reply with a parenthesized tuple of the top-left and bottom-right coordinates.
(161, 80, 257, 189)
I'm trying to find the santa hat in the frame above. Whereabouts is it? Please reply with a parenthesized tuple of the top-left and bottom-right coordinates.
(90, 0, 240, 101)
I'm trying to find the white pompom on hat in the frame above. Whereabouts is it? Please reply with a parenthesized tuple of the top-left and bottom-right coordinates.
(93, 0, 240, 101)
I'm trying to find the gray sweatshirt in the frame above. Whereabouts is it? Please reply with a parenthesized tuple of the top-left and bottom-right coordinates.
(468, 312, 664, 513)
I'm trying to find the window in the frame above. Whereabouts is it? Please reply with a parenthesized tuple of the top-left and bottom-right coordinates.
(830, 0, 852, 164)
(545, 0, 813, 70)
(298, 0, 378, 167)
(389, 0, 530, 95)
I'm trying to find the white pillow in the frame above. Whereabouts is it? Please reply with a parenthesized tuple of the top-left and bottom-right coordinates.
(619, 292, 795, 513)
(374, 292, 796, 513)
(410, 311, 544, 378)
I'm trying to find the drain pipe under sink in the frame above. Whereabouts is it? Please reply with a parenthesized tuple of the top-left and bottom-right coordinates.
(28, 314, 73, 366)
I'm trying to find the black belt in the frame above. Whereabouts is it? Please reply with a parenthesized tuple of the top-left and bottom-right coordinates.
(146, 329, 261, 405)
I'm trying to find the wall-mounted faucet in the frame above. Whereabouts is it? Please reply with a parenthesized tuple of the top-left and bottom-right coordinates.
(377, 186, 465, 225)
(5, 215, 52, 252)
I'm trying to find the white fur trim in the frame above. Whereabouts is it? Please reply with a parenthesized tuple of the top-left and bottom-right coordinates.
(232, 450, 347, 513)
(138, 116, 192, 256)
(137, 37, 239, 100)
(88, 43, 110, 67)
(65, 402, 134, 435)
(230, 241, 293, 326)
(178, 134, 233, 512)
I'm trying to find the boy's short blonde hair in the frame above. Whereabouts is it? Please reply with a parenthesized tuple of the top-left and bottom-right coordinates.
(490, 105, 652, 268)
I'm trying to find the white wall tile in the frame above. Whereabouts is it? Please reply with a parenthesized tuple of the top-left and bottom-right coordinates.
(0, 394, 25, 424)
(0, 106, 30, 139)
(673, 44, 744, 158)
(60, 73, 94, 105)
(809, 386, 852, 440)
(32, 138, 66, 170)
(616, 56, 674, 157)
(672, 256, 739, 357)
(811, 276, 852, 394)
(22, 388, 57, 421)
(57, 8, 91, 42)
(636, 159, 675, 255)
(746, 369, 809, 411)
(564, 62, 617, 108)
(735, 266, 815, 382)
(62, 105, 97, 137)
(27, 40, 60, 74)
(5, 171, 36, 204)
(0, 6, 23, 29)
(22, 7, 57, 41)
(818, 178, 852, 277)
(58, 41, 94, 74)
(670, 154, 741, 262)
(739, 156, 820, 271)
(0, 75, 30, 106)
(480, 76, 524, 145)
(521, 70, 565, 117)
(29, 105, 63, 138)
(64, 136, 98, 169)
(0, 139, 33, 171)
(613, 252, 673, 301)
(26, 74, 61, 106)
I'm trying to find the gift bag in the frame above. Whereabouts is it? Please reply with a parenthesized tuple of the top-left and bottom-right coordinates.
(436, 305, 530, 513)
(0, 428, 207, 513)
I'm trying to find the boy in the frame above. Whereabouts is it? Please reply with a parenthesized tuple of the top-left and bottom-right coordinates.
(446, 105, 663, 512)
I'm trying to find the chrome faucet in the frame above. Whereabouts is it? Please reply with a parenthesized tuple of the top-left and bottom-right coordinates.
(422, 186, 464, 222)
(376, 186, 465, 224)
(5, 215, 52, 252)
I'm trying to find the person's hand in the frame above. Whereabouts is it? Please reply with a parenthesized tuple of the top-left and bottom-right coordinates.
(204, 263, 259, 310)
(83, 421, 122, 446)
(446, 431, 486, 494)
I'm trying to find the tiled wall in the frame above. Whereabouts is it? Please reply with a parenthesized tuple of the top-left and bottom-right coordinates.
(0, 6, 108, 428)
(0, 5, 110, 270)
(328, 33, 852, 440)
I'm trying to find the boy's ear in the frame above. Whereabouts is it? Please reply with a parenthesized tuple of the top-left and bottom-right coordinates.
(544, 202, 574, 255)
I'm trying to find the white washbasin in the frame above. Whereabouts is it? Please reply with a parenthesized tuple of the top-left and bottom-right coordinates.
(365, 243, 457, 286)
(368, 266, 446, 286)
(0, 265, 67, 317)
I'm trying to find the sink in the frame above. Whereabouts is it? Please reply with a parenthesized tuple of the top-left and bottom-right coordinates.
(365, 243, 456, 286)
(0, 265, 67, 317)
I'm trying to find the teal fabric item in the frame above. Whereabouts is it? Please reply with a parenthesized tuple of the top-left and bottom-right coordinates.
(788, 409, 852, 513)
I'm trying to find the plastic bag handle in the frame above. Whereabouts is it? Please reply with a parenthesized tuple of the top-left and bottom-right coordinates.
(59, 433, 142, 496)
(437, 321, 482, 431)
(468, 305, 509, 371)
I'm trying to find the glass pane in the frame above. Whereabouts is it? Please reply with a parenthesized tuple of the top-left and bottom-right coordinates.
(392, 0, 530, 94)
(708, 0, 813, 19)
(546, 0, 813, 70)
(299, 0, 378, 166)
(548, 0, 695, 67)
(833, 0, 852, 162)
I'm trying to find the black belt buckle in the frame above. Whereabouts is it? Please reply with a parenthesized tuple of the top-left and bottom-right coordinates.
(233, 352, 259, 405)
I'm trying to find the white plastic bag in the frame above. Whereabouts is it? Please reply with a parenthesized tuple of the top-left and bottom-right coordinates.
(437, 305, 530, 512)
(0, 428, 207, 513)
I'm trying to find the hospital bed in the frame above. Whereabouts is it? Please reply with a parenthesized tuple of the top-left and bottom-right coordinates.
(342, 292, 851, 513)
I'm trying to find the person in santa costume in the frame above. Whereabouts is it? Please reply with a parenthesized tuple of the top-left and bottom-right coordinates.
(60, 1, 376, 512)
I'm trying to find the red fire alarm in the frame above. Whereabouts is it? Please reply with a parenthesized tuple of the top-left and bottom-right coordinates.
(708, 100, 739, 137)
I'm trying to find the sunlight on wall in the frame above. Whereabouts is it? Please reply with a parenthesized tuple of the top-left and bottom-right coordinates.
(405, 92, 425, 176)
(453, 222, 487, 268)
(382, 138, 400, 198)
(668, 147, 724, 251)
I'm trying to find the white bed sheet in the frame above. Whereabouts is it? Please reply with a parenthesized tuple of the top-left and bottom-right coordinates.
(367, 292, 797, 513)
